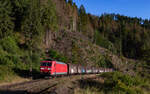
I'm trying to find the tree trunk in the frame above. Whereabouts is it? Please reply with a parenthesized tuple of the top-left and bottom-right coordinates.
(45, 29, 52, 48)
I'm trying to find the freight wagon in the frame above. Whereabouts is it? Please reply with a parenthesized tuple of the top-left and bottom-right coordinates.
(40, 60, 114, 76)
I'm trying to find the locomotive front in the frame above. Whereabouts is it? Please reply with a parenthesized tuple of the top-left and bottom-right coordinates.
(40, 61, 52, 75)
(40, 60, 68, 76)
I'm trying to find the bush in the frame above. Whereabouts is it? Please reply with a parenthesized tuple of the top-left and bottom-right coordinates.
(97, 56, 113, 68)
(48, 49, 68, 62)
(0, 46, 15, 67)
(0, 37, 25, 69)
(0, 55, 14, 67)
(0, 65, 15, 82)
(0, 37, 20, 54)
(31, 52, 42, 71)
(101, 72, 145, 94)
(94, 30, 117, 54)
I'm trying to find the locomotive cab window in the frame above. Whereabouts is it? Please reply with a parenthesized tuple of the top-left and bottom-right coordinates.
(47, 63, 52, 66)
(41, 62, 52, 66)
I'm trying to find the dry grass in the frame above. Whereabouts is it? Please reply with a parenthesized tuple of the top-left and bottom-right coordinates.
(74, 87, 105, 94)
(0, 76, 30, 86)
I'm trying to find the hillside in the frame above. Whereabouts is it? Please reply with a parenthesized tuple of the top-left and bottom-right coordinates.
(0, 0, 150, 93)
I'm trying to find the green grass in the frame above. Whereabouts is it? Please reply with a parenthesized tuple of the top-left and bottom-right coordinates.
(100, 72, 150, 94)
(74, 72, 150, 94)
(0, 65, 15, 83)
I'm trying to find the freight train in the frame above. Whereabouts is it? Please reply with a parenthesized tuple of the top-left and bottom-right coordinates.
(40, 60, 114, 76)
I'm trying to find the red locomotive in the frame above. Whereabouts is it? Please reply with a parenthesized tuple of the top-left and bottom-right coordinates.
(40, 60, 68, 76)
(40, 59, 114, 76)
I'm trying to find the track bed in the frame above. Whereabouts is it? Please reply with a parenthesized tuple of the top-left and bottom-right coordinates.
(0, 74, 97, 94)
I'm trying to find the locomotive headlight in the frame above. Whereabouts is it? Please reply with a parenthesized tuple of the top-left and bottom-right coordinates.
(48, 68, 51, 70)
(40, 68, 44, 70)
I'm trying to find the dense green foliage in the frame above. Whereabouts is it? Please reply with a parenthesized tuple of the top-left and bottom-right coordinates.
(77, 72, 150, 94)
(0, 0, 57, 82)
(96, 56, 113, 68)
(48, 49, 68, 63)
(94, 30, 117, 54)
(0, 0, 150, 88)
(100, 72, 150, 94)
(0, 0, 14, 38)
(78, 5, 89, 32)
(76, 4, 150, 63)
(97, 14, 150, 61)
(41, 0, 58, 31)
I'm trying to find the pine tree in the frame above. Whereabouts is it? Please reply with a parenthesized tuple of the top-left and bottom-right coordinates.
(10, 0, 30, 32)
(41, 0, 57, 31)
(41, 0, 58, 47)
(0, 0, 14, 39)
(79, 5, 86, 14)
(21, 0, 43, 49)
(78, 5, 89, 32)
(68, 0, 73, 5)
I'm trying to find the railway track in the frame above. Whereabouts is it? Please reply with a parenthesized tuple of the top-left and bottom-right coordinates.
(0, 74, 97, 94)
(0, 77, 60, 94)
(0, 78, 43, 90)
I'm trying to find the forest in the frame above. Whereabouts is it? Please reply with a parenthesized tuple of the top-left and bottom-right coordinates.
(0, 0, 150, 90)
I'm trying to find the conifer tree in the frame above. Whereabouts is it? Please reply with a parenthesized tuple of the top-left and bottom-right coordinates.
(41, 0, 57, 47)
(0, 0, 14, 39)
(10, 0, 30, 31)
(21, 0, 43, 48)
(78, 5, 89, 32)
(68, 0, 73, 5)
(41, 0, 57, 31)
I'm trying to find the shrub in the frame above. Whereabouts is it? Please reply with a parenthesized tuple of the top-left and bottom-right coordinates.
(0, 36, 20, 54)
(0, 65, 15, 82)
(31, 52, 42, 71)
(0, 37, 24, 69)
(94, 30, 117, 54)
(0, 55, 14, 67)
(0, 47, 15, 67)
(101, 72, 145, 94)
(48, 49, 68, 62)
(97, 56, 113, 68)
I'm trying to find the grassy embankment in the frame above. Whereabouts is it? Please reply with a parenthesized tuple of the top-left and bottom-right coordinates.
(75, 72, 150, 94)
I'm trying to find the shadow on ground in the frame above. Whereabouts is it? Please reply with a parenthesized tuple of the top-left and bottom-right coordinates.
(0, 90, 46, 94)
(13, 68, 42, 80)
(77, 78, 103, 91)
(0, 90, 28, 94)
(77, 77, 118, 94)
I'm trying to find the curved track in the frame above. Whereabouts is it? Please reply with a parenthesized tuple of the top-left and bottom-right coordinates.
(0, 74, 97, 94)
